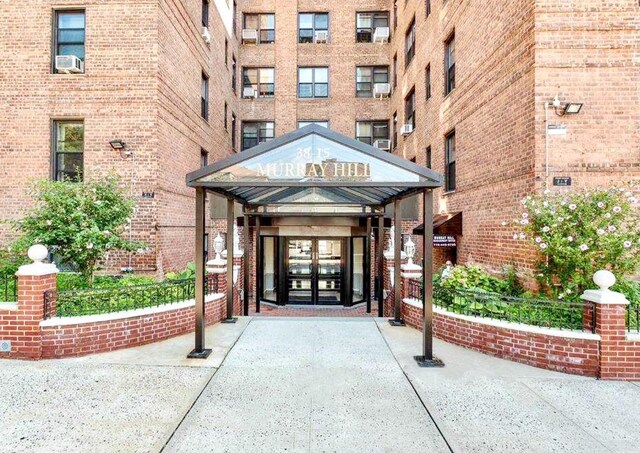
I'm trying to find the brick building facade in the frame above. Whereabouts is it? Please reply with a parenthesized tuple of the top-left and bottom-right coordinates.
(0, 0, 638, 277)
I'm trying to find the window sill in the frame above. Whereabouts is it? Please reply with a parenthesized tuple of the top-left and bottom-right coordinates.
(442, 190, 456, 196)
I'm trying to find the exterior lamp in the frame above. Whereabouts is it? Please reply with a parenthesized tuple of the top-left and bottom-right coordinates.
(404, 236, 416, 266)
(563, 103, 583, 115)
(109, 139, 126, 150)
(213, 233, 224, 260)
(551, 95, 583, 116)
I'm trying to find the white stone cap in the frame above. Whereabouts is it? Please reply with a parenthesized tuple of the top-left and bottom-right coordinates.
(580, 270, 629, 305)
(15, 244, 59, 277)
(401, 262, 422, 271)
(384, 250, 407, 260)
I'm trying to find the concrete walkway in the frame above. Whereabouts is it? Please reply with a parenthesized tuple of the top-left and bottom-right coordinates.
(1, 317, 639, 452)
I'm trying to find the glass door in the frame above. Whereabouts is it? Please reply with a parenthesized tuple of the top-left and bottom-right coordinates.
(287, 239, 314, 304)
(317, 239, 342, 305)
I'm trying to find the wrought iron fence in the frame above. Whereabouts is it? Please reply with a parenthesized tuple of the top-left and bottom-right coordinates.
(407, 279, 423, 300)
(52, 274, 219, 318)
(1, 275, 17, 303)
(628, 304, 640, 334)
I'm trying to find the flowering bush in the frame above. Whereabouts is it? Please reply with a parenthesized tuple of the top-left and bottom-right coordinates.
(511, 186, 640, 301)
(11, 177, 143, 284)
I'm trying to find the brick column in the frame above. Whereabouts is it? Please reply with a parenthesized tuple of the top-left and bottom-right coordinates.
(580, 270, 630, 380)
(1, 245, 58, 360)
(233, 256, 243, 316)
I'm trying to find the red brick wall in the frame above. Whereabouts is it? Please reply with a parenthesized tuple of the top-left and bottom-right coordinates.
(596, 304, 640, 380)
(40, 294, 226, 359)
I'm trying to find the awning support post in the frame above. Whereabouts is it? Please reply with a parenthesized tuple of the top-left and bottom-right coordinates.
(365, 216, 372, 313)
(389, 199, 405, 327)
(243, 209, 250, 316)
(255, 215, 261, 313)
(415, 189, 444, 367)
(188, 187, 212, 358)
(222, 197, 237, 324)
(377, 213, 384, 317)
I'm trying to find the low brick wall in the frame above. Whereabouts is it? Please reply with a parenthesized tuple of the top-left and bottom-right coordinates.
(402, 299, 601, 377)
(39, 294, 225, 359)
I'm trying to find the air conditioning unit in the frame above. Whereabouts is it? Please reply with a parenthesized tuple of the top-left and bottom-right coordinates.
(314, 30, 328, 43)
(373, 83, 391, 98)
(201, 26, 212, 44)
(373, 139, 391, 150)
(373, 27, 390, 44)
(55, 55, 83, 74)
(401, 124, 414, 135)
(243, 87, 257, 98)
(242, 29, 258, 43)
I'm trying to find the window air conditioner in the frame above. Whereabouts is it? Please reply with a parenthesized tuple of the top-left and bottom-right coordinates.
(243, 87, 257, 98)
(314, 30, 328, 43)
(373, 83, 391, 97)
(373, 139, 391, 150)
(201, 26, 212, 44)
(242, 29, 258, 43)
(55, 55, 84, 74)
(401, 124, 413, 135)
(373, 27, 390, 44)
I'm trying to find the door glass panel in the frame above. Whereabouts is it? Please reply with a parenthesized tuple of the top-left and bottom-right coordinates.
(262, 237, 277, 302)
(288, 240, 313, 304)
(352, 237, 364, 303)
(317, 239, 341, 305)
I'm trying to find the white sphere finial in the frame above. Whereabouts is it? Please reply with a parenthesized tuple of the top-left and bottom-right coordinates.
(28, 244, 49, 263)
(593, 270, 616, 291)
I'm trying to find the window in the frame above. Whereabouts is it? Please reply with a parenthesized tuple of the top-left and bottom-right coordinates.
(404, 88, 415, 129)
(298, 67, 329, 98)
(356, 66, 389, 97)
(445, 130, 456, 191)
(202, 0, 209, 27)
(224, 39, 228, 66)
(233, 0, 237, 35)
(54, 10, 85, 72)
(231, 114, 237, 151)
(201, 72, 209, 120)
(298, 121, 329, 128)
(243, 13, 275, 43)
(231, 55, 237, 91)
(298, 13, 328, 43)
(52, 121, 84, 181)
(392, 112, 398, 148)
(445, 33, 455, 95)
(425, 0, 431, 17)
(355, 121, 389, 145)
(392, 53, 398, 88)
(242, 121, 275, 150)
(393, 1, 397, 30)
(224, 102, 228, 129)
(356, 12, 389, 43)
(242, 67, 275, 97)
(426, 146, 432, 168)
(201, 148, 209, 167)
(405, 17, 416, 67)
(425, 64, 431, 100)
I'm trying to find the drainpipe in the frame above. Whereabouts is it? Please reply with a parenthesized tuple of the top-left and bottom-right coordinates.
(544, 101, 550, 187)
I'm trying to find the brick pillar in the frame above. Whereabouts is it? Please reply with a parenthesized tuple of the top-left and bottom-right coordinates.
(580, 270, 630, 380)
(233, 256, 243, 316)
(1, 245, 58, 360)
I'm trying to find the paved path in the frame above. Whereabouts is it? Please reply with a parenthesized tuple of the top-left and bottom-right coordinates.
(1, 317, 640, 452)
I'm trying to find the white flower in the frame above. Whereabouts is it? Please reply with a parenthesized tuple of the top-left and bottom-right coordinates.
(520, 219, 529, 225)
(104, 230, 111, 236)
(597, 202, 605, 209)
(46, 220, 52, 226)
(608, 225, 617, 233)
(597, 229, 605, 236)
(535, 236, 542, 243)
(604, 213, 612, 219)
(522, 212, 529, 219)
(566, 289, 573, 295)
(544, 189, 551, 195)
(501, 221, 507, 226)
(513, 234, 519, 240)
(87, 243, 94, 249)
(629, 197, 637, 204)
(519, 233, 526, 240)
(623, 241, 632, 248)
(558, 293, 564, 299)
(619, 188, 625, 192)
(136, 248, 145, 253)
(535, 209, 541, 215)
(95, 200, 102, 205)
(540, 243, 548, 250)
(542, 201, 549, 207)
(625, 191, 632, 197)
(542, 226, 550, 233)
(613, 206, 622, 213)
(579, 244, 589, 251)
(557, 217, 563, 222)
(567, 236, 574, 242)
(569, 204, 577, 211)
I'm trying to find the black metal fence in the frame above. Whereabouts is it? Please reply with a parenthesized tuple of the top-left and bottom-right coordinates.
(405, 279, 593, 332)
(1, 275, 17, 303)
(52, 274, 219, 318)
(628, 304, 640, 334)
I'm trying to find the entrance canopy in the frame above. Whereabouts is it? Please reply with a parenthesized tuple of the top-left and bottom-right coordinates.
(186, 124, 442, 206)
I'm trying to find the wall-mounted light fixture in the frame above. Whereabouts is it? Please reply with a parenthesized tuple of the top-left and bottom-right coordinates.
(109, 139, 127, 150)
(552, 95, 583, 116)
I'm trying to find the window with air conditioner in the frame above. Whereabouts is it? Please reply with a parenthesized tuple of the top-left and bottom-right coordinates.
(404, 87, 416, 131)
(356, 12, 389, 43)
(242, 121, 275, 151)
(299, 13, 328, 43)
(298, 67, 328, 98)
(356, 66, 389, 98)
(242, 67, 275, 98)
(52, 121, 84, 181)
(53, 10, 85, 74)
(243, 13, 275, 43)
(356, 121, 389, 147)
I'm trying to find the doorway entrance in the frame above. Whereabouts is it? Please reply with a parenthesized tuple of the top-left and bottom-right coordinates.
(287, 238, 343, 305)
